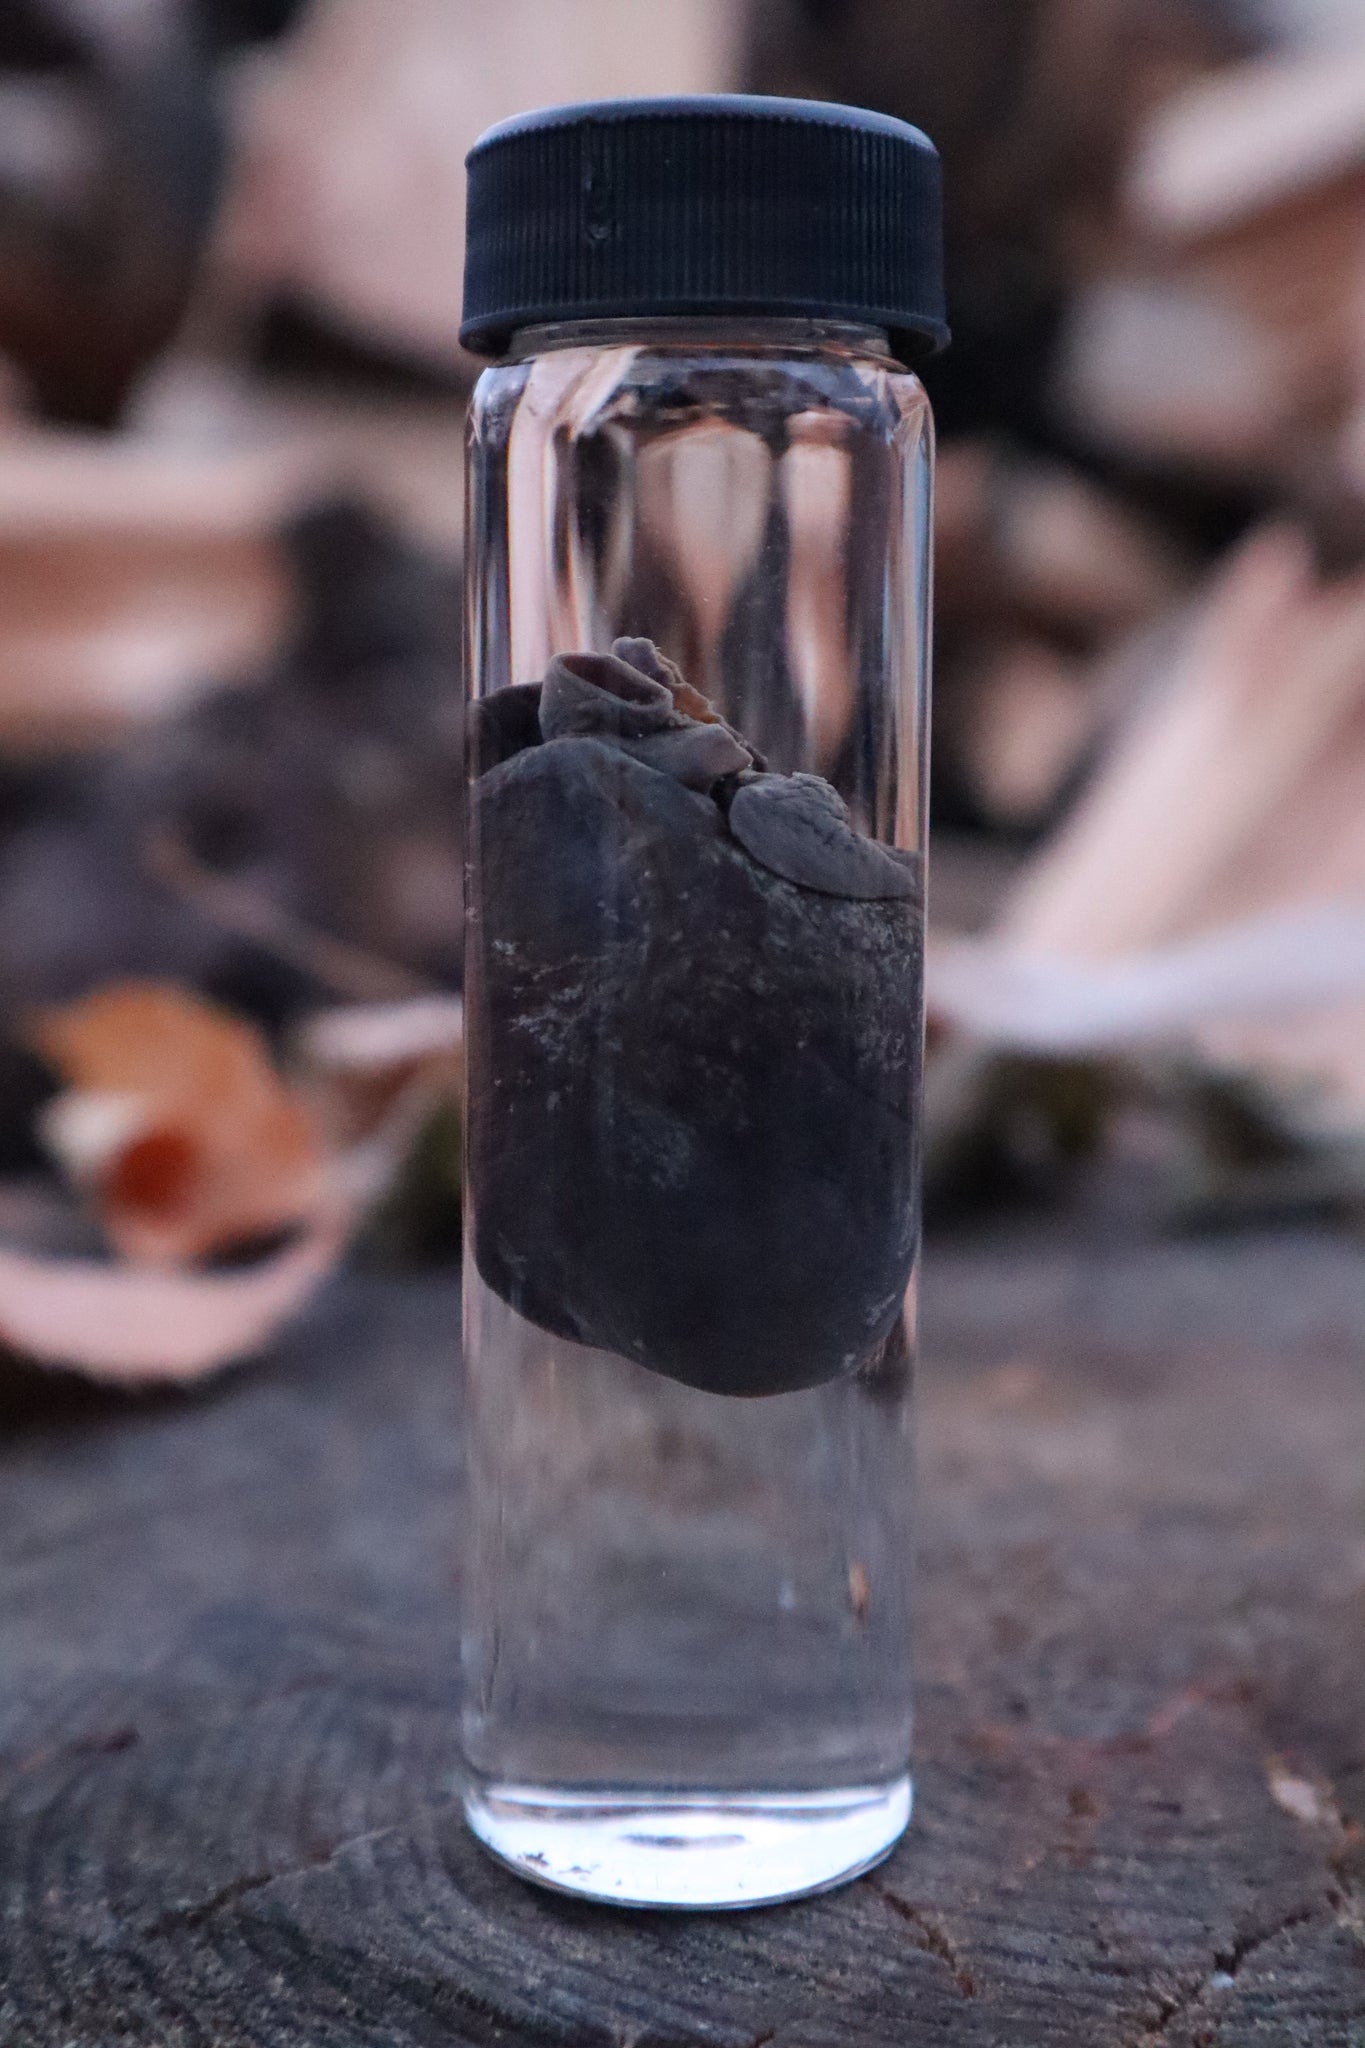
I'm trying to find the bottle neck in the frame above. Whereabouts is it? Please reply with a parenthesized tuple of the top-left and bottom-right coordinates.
(505, 314, 898, 365)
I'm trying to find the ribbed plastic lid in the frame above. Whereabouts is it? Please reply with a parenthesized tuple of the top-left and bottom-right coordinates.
(461, 95, 947, 368)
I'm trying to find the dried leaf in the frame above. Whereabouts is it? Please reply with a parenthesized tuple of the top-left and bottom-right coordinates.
(297, 993, 463, 1074)
(0, 1211, 348, 1385)
(30, 982, 326, 1265)
(0, 988, 468, 1386)
(296, 994, 462, 1149)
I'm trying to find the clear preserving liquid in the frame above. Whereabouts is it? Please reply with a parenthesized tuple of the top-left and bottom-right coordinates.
(463, 322, 931, 1904)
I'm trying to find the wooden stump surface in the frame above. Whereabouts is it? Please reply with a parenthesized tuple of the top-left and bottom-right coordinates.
(2, 1205, 1363, 2045)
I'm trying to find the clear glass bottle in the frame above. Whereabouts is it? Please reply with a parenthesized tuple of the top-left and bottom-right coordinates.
(459, 97, 944, 1909)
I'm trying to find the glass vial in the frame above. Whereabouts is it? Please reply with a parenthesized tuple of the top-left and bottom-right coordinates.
(459, 96, 946, 1909)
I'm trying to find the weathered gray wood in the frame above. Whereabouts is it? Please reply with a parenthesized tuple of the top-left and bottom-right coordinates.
(1, 1208, 1363, 2045)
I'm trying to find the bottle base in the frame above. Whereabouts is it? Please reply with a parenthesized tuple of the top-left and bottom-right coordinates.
(462, 1774, 912, 1909)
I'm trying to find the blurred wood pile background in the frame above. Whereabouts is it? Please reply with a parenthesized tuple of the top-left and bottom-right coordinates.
(1, 0, 1365, 1383)
(752, 0, 1365, 1218)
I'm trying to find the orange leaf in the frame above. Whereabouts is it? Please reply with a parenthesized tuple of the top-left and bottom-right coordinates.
(30, 981, 327, 1266)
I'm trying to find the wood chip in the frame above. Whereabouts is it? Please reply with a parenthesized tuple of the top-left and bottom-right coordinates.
(1000, 525, 1365, 956)
(996, 464, 1185, 632)
(1056, 276, 1291, 474)
(1129, 50, 1365, 238)
(960, 642, 1098, 828)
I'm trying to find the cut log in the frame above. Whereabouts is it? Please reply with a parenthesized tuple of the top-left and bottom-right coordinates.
(1, 1238, 1362, 2042)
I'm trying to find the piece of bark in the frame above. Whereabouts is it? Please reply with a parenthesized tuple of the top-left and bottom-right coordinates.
(468, 649, 922, 1396)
